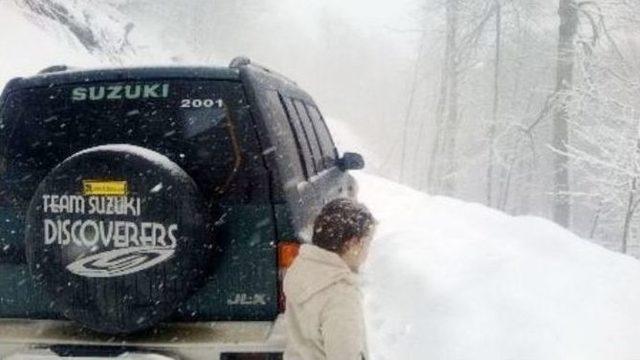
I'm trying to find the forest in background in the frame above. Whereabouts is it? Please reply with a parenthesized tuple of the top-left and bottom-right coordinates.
(6, 0, 640, 256)
(400, 0, 640, 256)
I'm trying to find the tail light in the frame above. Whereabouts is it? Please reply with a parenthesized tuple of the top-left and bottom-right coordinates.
(277, 241, 300, 313)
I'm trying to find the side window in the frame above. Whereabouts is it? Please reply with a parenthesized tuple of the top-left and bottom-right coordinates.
(279, 94, 315, 178)
(0, 107, 7, 179)
(265, 91, 306, 181)
(293, 99, 324, 173)
(0, 102, 10, 207)
(306, 105, 338, 169)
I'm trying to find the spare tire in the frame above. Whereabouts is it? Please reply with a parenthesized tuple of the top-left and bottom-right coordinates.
(25, 144, 213, 334)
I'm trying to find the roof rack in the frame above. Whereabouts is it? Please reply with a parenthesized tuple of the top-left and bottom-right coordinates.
(229, 56, 297, 86)
(38, 65, 72, 74)
(229, 56, 251, 68)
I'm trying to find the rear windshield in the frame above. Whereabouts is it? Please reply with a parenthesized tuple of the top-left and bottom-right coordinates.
(0, 80, 249, 260)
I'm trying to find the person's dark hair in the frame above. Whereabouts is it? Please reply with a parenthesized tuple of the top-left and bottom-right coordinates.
(312, 198, 376, 254)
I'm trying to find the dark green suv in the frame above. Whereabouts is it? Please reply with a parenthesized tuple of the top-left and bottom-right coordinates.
(0, 57, 364, 359)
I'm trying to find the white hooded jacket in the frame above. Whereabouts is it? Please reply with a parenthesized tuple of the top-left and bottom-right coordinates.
(283, 244, 369, 360)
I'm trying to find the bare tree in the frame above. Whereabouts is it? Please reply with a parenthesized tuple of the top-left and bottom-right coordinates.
(427, 0, 459, 194)
(427, 0, 498, 195)
(552, 0, 579, 227)
(487, 0, 502, 206)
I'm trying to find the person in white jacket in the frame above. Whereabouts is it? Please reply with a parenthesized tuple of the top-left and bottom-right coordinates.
(284, 198, 377, 360)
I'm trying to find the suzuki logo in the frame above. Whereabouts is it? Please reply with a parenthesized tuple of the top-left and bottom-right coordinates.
(71, 83, 170, 102)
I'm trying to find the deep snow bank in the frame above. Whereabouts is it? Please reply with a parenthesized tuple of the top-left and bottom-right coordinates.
(356, 172, 640, 359)
(327, 117, 640, 359)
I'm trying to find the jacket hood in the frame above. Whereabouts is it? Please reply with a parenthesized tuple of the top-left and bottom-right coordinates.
(284, 244, 358, 305)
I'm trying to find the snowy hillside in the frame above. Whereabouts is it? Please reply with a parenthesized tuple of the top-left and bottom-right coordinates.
(0, 1, 94, 88)
(0, 0, 174, 89)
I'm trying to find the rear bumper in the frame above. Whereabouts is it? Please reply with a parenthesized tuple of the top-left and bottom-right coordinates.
(0, 316, 286, 359)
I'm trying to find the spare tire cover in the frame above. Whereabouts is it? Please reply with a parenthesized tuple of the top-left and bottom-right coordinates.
(25, 144, 213, 334)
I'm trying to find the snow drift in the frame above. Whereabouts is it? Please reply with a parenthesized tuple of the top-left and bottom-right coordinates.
(357, 172, 640, 359)
(327, 119, 640, 359)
